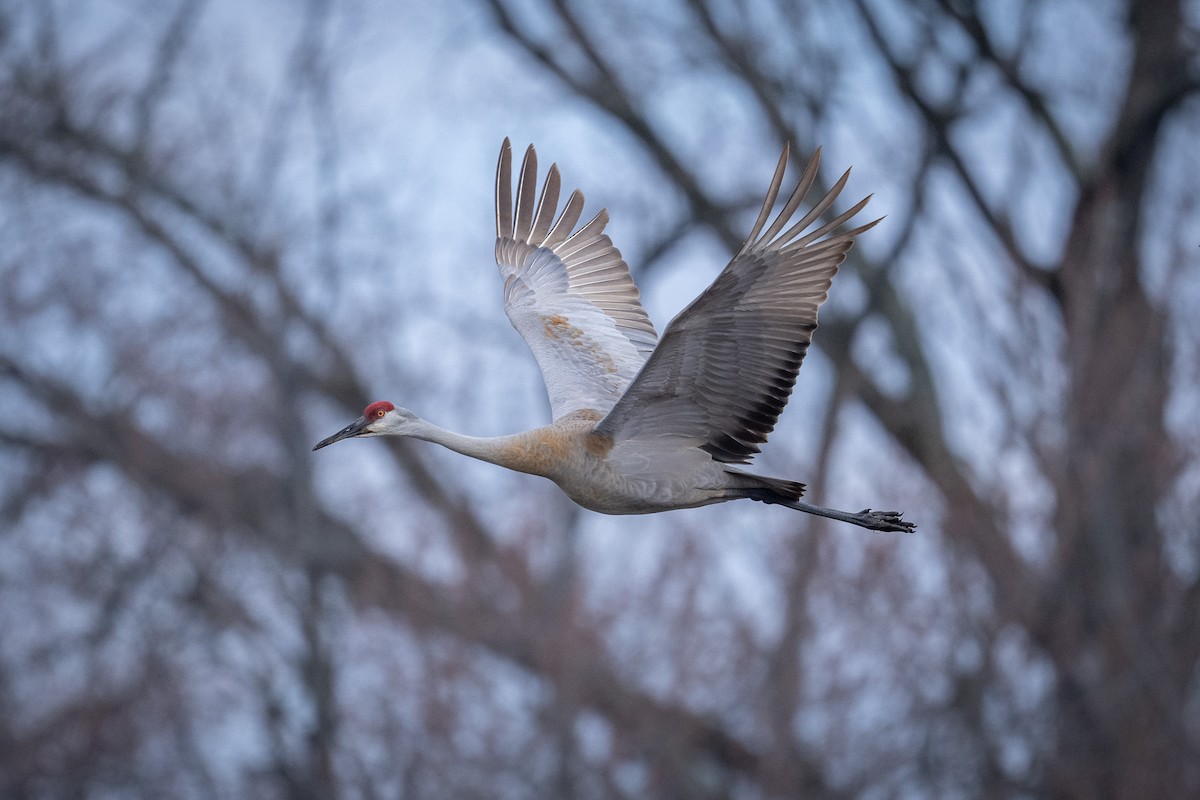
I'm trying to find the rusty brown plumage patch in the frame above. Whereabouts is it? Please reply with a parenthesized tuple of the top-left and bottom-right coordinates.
(543, 314, 581, 340)
(585, 432, 614, 458)
(542, 314, 621, 377)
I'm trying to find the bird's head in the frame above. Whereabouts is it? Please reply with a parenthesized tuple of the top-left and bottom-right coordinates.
(312, 401, 417, 451)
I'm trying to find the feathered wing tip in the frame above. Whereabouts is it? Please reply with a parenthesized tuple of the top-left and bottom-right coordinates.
(737, 144, 882, 258)
(495, 138, 598, 250)
(496, 138, 513, 239)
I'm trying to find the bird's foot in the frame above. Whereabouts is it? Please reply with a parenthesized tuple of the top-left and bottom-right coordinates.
(856, 509, 916, 533)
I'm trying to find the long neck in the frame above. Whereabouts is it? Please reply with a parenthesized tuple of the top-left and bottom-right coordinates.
(404, 416, 539, 475)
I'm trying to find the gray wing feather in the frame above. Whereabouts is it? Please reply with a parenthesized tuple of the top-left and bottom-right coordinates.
(495, 139, 659, 420)
(596, 145, 879, 463)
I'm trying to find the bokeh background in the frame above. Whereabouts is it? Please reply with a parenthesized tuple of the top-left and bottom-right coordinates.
(1, 0, 1198, 797)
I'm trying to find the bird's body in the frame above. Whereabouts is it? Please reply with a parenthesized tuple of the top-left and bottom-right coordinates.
(364, 408, 756, 514)
(315, 140, 915, 533)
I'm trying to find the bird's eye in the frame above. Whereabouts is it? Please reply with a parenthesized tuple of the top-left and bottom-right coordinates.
(376, 409, 386, 418)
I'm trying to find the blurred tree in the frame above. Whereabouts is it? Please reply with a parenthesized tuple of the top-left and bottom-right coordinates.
(482, 0, 1200, 794)
(0, 0, 1197, 798)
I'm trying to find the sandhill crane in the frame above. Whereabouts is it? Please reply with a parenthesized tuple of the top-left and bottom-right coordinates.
(314, 140, 915, 533)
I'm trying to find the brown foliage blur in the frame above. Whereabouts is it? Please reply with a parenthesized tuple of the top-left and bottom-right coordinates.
(1, 0, 1198, 797)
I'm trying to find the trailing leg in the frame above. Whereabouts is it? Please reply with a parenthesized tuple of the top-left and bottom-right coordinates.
(743, 486, 915, 533)
(775, 498, 915, 533)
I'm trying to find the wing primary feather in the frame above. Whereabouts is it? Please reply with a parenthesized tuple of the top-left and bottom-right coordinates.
(544, 189, 584, 249)
(784, 214, 883, 253)
(514, 145, 538, 241)
(737, 143, 791, 256)
(530, 163, 561, 244)
(792, 193, 873, 248)
(773, 167, 852, 248)
(557, 210, 609, 257)
(496, 138, 513, 238)
(756, 147, 824, 247)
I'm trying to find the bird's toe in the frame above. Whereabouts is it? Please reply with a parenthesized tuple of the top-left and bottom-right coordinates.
(859, 509, 916, 533)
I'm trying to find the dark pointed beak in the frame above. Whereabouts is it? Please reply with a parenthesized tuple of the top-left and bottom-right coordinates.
(312, 416, 369, 451)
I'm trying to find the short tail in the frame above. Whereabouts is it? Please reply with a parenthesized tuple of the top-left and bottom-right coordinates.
(728, 471, 806, 504)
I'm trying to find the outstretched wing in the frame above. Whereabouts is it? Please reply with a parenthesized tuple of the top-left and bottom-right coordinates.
(596, 145, 878, 462)
(495, 139, 658, 420)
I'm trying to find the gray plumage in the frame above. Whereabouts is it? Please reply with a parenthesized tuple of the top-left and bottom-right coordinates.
(314, 139, 914, 533)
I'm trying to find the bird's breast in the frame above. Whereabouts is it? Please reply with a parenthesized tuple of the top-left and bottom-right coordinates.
(495, 419, 606, 478)
(494, 415, 726, 514)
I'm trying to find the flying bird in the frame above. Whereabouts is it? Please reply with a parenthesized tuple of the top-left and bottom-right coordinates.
(314, 140, 915, 532)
